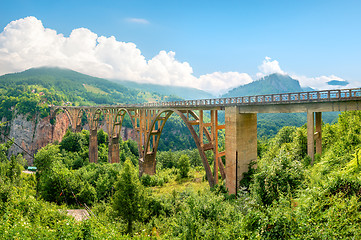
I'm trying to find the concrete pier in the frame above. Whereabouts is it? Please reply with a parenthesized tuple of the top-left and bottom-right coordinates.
(307, 111, 322, 164)
(108, 137, 120, 163)
(89, 129, 98, 163)
(307, 111, 315, 162)
(225, 107, 257, 195)
(139, 153, 156, 176)
(315, 112, 322, 155)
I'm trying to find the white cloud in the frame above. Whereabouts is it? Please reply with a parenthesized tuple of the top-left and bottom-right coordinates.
(256, 56, 286, 78)
(198, 72, 253, 95)
(0, 17, 353, 97)
(0, 16, 252, 96)
(291, 74, 351, 90)
(126, 18, 149, 24)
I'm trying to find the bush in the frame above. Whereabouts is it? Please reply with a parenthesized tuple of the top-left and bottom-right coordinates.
(178, 154, 190, 179)
(140, 171, 170, 187)
(251, 147, 305, 206)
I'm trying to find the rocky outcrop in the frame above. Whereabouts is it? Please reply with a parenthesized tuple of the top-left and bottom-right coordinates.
(8, 113, 70, 165)
(7, 113, 137, 165)
(121, 127, 137, 141)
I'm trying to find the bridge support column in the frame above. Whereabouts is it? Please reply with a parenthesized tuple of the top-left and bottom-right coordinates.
(75, 125, 82, 133)
(108, 137, 120, 163)
(315, 112, 322, 156)
(139, 153, 156, 176)
(89, 129, 98, 163)
(225, 107, 257, 195)
(308, 111, 322, 164)
(307, 111, 314, 162)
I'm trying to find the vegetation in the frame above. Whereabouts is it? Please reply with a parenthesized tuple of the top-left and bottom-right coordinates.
(113, 159, 148, 234)
(1, 110, 361, 238)
(116, 79, 215, 100)
(0, 67, 177, 107)
(177, 154, 190, 178)
(1, 67, 360, 238)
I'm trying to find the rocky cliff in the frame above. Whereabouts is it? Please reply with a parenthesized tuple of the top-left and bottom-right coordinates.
(7, 113, 70, 165)
(6, 113, 137, 165)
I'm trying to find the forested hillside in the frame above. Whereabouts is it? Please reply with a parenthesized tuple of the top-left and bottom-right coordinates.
(0, 67, 181, 107)
(1, 111, 361, 238)
(115, 79, 215, 100)
(0, 67, 177, 122)
(222, 73, 305, 98)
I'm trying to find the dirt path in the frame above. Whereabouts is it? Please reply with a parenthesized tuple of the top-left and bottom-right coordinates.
(67, 209, 90, 221)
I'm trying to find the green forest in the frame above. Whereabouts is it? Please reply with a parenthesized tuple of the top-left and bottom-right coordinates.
(1, 110, 361, 239)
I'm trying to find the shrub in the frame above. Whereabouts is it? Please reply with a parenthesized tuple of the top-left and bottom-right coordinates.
(251, 148, 305, 206)
(178, 154, 190, 178)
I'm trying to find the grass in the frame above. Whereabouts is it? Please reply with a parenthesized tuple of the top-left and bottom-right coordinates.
(150, 169, 209, 197)
(83, 84, 109, 95)
(137, 91, 163, 103)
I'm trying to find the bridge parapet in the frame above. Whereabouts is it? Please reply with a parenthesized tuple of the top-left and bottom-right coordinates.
(56, 88, 361, 110)
(142, 88, 361, 108)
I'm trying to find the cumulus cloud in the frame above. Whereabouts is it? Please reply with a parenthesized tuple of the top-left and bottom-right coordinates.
(0, 17, 352, 97)
(0, 16, 251, 96)
(198, 72, 252, 95)
(256, 56, 286, 78)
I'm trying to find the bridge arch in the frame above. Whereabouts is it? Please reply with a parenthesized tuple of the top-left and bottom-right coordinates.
(108, 108, 142, 158)
(51, 107, 84, 132)
(110, 108, 137, 138)
(87, 108, 103, 130)
(143, 109, 215, 187)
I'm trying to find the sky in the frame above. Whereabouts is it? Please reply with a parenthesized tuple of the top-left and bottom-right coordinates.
(0, 0, 360, 96)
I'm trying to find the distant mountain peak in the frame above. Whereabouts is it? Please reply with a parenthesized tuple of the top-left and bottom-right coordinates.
(327, 79, 349, 86)
(222, 73, 303, 98)
(257, 73, 292, 81)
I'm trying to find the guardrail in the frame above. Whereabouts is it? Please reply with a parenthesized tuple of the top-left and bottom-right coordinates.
(139, 88, 361, 108)
(57, 88, 361, 109)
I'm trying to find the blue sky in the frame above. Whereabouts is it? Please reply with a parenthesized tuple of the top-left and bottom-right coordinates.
(0, 0, 360, 95)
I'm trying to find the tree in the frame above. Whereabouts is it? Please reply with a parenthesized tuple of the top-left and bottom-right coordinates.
(60, 130, 86, 152)
(112, 159, 147, 234)
(6, 155, 22, 183)
(97, 129, 108, 145)
(34, 144, 62, 173)
(178, 154, 190, 178)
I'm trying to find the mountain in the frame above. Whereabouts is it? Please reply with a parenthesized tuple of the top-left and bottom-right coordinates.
(0, 67, 179, 106)
(114, 79, 215, 100)
(327, 80, 349, 86)
(222, 73, 303, 97)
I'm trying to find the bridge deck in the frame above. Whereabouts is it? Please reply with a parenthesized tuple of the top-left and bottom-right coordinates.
(60, 88, 361, 113)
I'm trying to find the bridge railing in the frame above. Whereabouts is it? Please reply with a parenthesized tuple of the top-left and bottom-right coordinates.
(138, 88, 361, 108)
(57, 88, 361, 109)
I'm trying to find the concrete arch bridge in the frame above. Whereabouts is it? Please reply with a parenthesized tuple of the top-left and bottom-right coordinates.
(51, 88, 361, 194)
